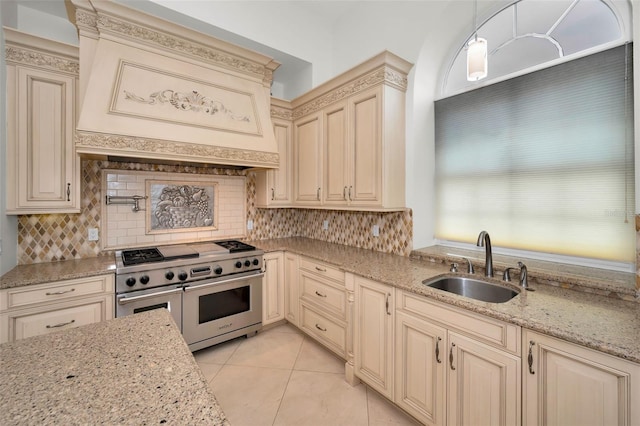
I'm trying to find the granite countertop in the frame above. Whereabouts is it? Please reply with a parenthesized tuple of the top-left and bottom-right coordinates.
(0, 255, 116, 290)
(0, 309, 228, 426)
(251, 237, 640, 364)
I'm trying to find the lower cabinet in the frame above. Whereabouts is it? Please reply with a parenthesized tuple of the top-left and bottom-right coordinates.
(393, 289, 521, 426)
(354, 276, 395, 399)
(523, 329, 640, 426)
(262, 251, 285, 326)
(0, 274, 114, 343)
(283, 252, 299, 326)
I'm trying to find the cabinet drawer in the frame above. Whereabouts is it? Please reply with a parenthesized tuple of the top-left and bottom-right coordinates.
(398, 290, 521, 355)
(299, 257, 345, 284)
(0, 295, 113, 343)
(300, 271, 346, 319)
(300, 303, 346, 358)
(1, 275, 114, 312)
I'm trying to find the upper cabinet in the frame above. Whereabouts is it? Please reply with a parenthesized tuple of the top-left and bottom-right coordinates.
(293, 51, 412, 211)
(4, 28, 81, 214)
(256, 99, 294, 207)
(258, 51, 413, 211)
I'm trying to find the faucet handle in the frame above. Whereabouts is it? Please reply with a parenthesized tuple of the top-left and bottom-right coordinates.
(462, 257, 475, 274)
(517, 261, 533, 290)
(503, 267, 515, 282)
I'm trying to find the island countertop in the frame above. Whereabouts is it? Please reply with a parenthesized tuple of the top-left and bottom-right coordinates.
(0, 309, 228, 425)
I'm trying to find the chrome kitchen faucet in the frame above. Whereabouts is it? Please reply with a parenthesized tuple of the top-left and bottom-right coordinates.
(476, 231, 494, 277)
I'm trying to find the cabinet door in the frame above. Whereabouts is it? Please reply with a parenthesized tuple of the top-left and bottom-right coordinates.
(7, 66, 79, 213)
(524, 330, 640, 426)
(262, 252, 285, 325)
(283, 252, 299, 326)
(348, 86, 382, 206)
(354, 277, 394, 399)
(395, 311, 446, 426)
(323, 100, 349, 205)
(294, 112, 323, 205)
(448, 332, 521, 426)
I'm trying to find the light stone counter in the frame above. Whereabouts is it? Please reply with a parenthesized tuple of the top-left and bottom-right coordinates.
(250, 237, 640, 364)
(0, 255, 116, 290)
(0, 309, 228, 426)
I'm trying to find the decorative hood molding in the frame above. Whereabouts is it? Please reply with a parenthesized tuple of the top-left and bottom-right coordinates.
(70, 0, 280, 168)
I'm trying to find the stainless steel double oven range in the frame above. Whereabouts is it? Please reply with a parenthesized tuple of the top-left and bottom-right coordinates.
(115, 240, 263, 352)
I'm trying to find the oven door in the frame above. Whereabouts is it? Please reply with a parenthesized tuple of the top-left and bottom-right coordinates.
(116, 285, 183, 330)
(182, 273, 263, 350)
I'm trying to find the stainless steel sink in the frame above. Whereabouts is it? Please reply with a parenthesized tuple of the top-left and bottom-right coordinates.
(422, 277, 519, 303)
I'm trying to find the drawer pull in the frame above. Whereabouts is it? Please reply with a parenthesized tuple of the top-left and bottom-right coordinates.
(46, 319, 76, 329)
(315, 290, 327, 298)
(385, 293, 391, 315)
(315, 266, 327, 272)
(315, 324, 327, 332)
(528, 340, 536, 375)
(449, 343, 456, 370)
(45, 288, 76, 296)
(436, 337, 442, 363)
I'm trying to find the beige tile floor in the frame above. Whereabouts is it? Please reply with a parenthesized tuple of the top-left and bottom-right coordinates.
(193, 323, 421, 426)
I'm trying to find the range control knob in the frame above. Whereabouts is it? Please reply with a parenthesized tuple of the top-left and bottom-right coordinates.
(244, 260, 251, 267)
(235, 261, 242, 268)
(125, 277, 136, 287)
(139, 275, 150, 285)
(214, 266, 223, 275)
(178, 271, 188, 281)
(252, 259, 260, 266)
(165, 271, 175, 280)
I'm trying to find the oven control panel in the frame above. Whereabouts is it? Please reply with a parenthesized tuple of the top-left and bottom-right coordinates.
(116, 255, 263, 293)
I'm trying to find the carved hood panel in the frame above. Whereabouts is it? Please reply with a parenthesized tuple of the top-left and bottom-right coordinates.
(71, 0, 280, 168)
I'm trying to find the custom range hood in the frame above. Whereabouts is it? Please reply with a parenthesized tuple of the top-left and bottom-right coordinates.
(71, 0, 280, 168)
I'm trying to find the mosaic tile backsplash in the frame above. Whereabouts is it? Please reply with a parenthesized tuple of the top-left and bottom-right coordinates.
(16, 160, 414, 264)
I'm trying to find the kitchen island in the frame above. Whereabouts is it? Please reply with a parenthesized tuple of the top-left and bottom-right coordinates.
(0, 309, 228, 425)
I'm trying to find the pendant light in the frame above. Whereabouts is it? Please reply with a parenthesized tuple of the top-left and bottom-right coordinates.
(467, 0, 487, 81)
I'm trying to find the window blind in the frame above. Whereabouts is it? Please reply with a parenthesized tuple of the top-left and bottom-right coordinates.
(434, 44, 634, 263)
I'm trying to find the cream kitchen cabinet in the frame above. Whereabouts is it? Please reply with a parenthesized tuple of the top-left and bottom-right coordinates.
(0, 274, 114, 343)
(298, 257, 347, 358)
(523, 329, 640, 426)
(354, 276, 395, 399)
(283, 252, 300, 326)
(395, 290, 521, 426)
(262, 251, 285, 326)
(256, 99, 293, 207)
(293, 111, 324, 206)
(5, 28, 81, 214)
(291, 51, 412, 210)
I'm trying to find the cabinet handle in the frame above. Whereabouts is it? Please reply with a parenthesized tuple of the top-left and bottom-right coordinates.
(314, 290, 327, 298)
(45, 288, 75, 296)
(315, 324, 327, 332)
(343, 186, 348, 200)
(271, 188, 275, 200)
(317, 187, 321, 201)
(385, 293, 391, 315)
(46, 319, 76, 329)
(66, 183, 71, 201)
(436, 337, 442, 363)
(348, 186, 352, 201)
(315, 266, 326, 272)
(449, 343, 456, 370)
(528, 340, 536, 375)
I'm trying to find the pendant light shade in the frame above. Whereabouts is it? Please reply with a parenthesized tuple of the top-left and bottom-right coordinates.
(467, 37, 488, 81)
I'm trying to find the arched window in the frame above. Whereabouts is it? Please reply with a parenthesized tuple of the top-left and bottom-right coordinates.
(443, 0, 631, 97)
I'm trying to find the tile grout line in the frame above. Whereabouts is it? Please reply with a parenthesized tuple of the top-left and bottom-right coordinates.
(271, 333, 307, 426)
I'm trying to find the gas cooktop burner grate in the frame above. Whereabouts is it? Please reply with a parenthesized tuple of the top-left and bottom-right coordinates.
(215, 240, 256, 253)
(121, 248, 164, 266)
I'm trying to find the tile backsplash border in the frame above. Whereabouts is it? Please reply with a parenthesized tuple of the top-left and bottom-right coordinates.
(16, 160, 414, 264)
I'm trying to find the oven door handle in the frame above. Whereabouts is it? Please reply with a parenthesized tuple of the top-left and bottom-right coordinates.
(117, 287, 183, 305)
(183, 273, 265, 293)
